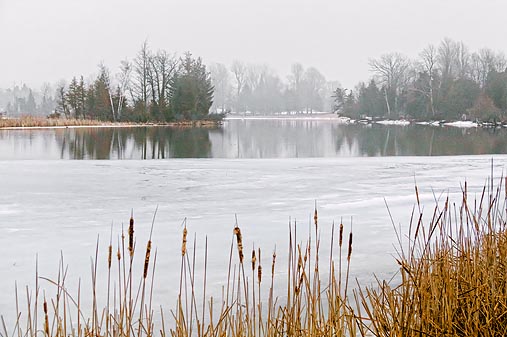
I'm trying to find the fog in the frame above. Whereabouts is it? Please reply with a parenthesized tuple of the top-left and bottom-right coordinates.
(2, 0, 507, 89)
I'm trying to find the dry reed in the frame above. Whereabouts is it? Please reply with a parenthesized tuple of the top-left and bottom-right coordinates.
(6, 175, 507, 337)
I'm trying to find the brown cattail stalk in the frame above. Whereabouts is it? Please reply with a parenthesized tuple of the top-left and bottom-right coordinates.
(272, 251, 276, 275)
(128, 214, 134, 257)
(108, 244, 112, 269)
(258, 265, 262, 283)
(251, 249, 257, 271)
(314, 204, 318, 229)
(347, 232, 353, 261)
(234, 225, 244, 263)
(43, 299, 50, 337)
(143, 240, 152, 279)
(182, 226, 188, 256)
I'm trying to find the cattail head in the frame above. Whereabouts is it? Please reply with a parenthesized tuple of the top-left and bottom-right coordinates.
(251, 249, 256, 271)
(182, 226, 188, 256)
(314, 206, 318, 229)
(143, 240, 152, 279)
(258, 265, 262, 284)
(347, 232, 353, 261)
(43, 299, 49, 337)
(234, 225, 244, 263)
(117, 247, 121, 261)
(108, 244, 112, 269)
(128, 215, 134, 257)
(272, 251, 276, 275)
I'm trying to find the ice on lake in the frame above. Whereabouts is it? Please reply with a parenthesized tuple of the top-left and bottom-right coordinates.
(0, 155, 505, 322)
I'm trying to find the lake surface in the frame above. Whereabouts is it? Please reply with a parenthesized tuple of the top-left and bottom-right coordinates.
(1, 119, 507, 159)
(1, 119, 507, 326)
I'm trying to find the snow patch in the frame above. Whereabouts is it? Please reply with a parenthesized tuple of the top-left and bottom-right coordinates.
(376, 120, 411, 126)
(443, 121, 478, 128)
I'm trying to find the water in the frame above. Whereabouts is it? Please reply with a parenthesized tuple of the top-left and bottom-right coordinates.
(1, 119, 507, 325)
(1, 119, 507, 159)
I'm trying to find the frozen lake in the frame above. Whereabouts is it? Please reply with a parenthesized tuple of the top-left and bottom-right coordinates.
(1, 155, 505, 323)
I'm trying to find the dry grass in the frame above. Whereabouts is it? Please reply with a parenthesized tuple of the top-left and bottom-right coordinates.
(0, 116, 221, 129)
(3, 177, 507, 337)
(0, 116, 108, 128)
(357, 178, 507, 336)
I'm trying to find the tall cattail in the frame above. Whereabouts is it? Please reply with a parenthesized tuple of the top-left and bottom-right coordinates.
(234, 225, 244, 263)
(182, 226, 188, 256)
(251, 249, 257, 271)
(314, 205, 318, 229)
(43, 299, 50, 337)
(272, 251, 276, 275)
(128, 214, 134, 257)
(143, 240, 152, 279)
(347, 232, 353, 261)
(108, 244, 112, 269)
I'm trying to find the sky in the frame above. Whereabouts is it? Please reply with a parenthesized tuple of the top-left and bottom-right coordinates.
(2, 0, 507, 90)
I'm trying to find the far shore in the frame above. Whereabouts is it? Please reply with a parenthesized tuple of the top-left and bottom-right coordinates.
(0, 116, 222, 130)
(1, 114, 506, 130)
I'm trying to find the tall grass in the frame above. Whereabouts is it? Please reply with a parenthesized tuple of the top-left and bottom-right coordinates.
(0, 116, 221, 129)
(3, 177, 507, 336)
(357, 177, 507, 336)
(0, 116, 107, 128)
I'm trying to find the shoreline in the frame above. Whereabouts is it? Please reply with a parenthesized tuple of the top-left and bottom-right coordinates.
(0, 118, 222, 130)
(1, 114, 505, 130)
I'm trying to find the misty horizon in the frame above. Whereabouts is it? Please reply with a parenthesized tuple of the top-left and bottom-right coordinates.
(2, 0, 507, 90)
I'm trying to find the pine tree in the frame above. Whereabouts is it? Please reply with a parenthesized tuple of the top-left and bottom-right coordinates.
(169, 53, 214, 120)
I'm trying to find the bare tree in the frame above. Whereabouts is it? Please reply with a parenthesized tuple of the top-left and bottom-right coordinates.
(115, 59, 132, 120)
(209, 62, 231, 113)
(438, 37, 458, 83)
(471, 48, 497, 88)
(288, 63, 304, 112)
(454, 41, 470, 79)
(231, 60, 246, 112)
(302, 67, 326, 113)
(418, 44, 439, 115)
(147, 50, 177, 109)
(131, 41, 152, 109)
(369, 52, 410, 115)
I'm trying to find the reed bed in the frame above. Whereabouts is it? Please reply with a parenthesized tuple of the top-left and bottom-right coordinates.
(0, 116, 107, 128)
(357, 177, 507, 336)
(3, 177, 507, 337)
(0, 116, 221, 129)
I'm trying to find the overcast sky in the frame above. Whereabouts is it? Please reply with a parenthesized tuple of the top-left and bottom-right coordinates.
(2, 0, 507, 90)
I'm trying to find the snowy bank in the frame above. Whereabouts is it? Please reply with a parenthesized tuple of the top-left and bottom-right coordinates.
(443, 121, 478, 128)
(375, 120, 411, 126)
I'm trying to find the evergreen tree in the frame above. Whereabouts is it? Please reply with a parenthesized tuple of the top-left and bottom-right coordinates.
(169, 53, 214, 120)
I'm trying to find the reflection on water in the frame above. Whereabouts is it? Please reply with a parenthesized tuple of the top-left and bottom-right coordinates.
(1, 120, 507, 159)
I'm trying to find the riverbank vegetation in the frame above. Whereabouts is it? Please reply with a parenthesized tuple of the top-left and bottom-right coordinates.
(3, 177, 507, 336)
(335, 38, 507, 123)
(1, 44, 215, 124)
(0, 115, 222, 129)
(3, 38, 507, 123)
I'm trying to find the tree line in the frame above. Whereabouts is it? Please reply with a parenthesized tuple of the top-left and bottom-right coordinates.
(209, 62, 338, 114)
(335, 38, 507, 121)
(4, 38, 507, 122)
(56, 44, 214, 122)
